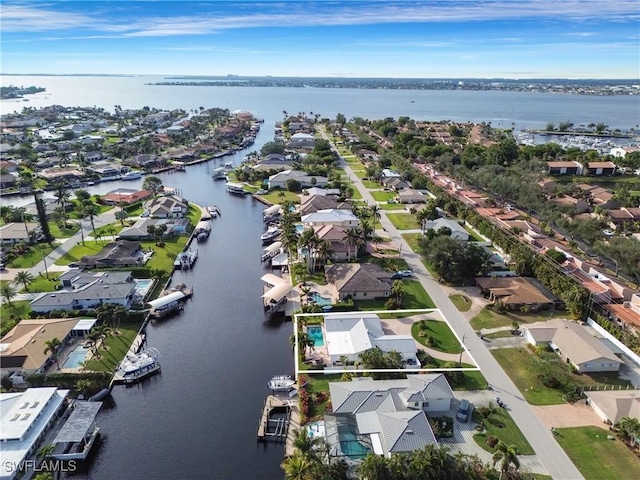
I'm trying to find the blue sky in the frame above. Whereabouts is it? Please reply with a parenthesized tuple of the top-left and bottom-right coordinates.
(1, 1, 639, 78)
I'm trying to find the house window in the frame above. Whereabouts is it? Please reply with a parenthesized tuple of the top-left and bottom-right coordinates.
(363, 292, 367, 297)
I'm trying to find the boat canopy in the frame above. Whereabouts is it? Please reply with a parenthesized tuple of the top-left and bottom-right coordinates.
(195, 221, 211, 231)
(147, 291, 186, 310)
(53, 401, 102, 444)
(260, 273, 287, 286)
(262, 283, 292, 304)
(262, 242, 282, 255)
(264, 204, 281, 216)
(271, 252, 289, 267)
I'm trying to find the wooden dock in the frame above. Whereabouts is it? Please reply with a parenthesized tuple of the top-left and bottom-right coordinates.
(257, 393, 294, 442)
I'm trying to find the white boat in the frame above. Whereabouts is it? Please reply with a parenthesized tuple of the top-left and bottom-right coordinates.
(267, 374, 295, 391)
(261, 225, 281, 244)
(211, 167, 226, 180)
(207, 205, 220, 217)
(122, 171, 142, 181)
(226, 182, 247, 195)
(115, 348, 160, 384)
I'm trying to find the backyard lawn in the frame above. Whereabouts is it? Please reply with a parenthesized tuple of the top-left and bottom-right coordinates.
(379, 203, 407, 210)
(412, 319, 463, 354)
(141, 237, 190, 273)
(386, 212, 421, 230)
(473, 407, 535, 455)
(306, 374, 341, 419)
(355, 279, 434, 310)
(470, 307, 559, 330)
(93, 222, 125, 238)
(55, 241, 108, 265)
(18, 274, 60, 293)
(258, 190, 300, 204)
(555, 426, 639, 480)
(449, 294, 472, 312)
(85, 321, 141, 373)
(0, 301, 31, 337)
(361, 180, 380, 189)
(8, 243, 58, 268)
(492, 347, 632, 405)
(370, 191, 397, 202)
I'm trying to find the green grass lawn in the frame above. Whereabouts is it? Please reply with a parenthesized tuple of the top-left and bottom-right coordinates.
(450, 294, 472, 312)
(555, 426, 639, 480)
(386, 212, 421, 230)
(85, 322, 141, 372)
(470, 307, 559, 330)
(361, 180, 381, 189)
(48, 222, 80, 239)
(379, 203, 407, 210)
(55, 241, 107, 265)
(125, 204, 145, 216)
(0, 301, 31, 337)
(492, 347, 632, 405)
(258, 190, 301, 204)
(370, 191, 397, 202)
(18, 274, 60, 293)
(462, 224, 487, 242)
(402, 279, 436, 308)
(412, 319, 463, 354)
(306, 374, 341, 418)
(8, 243, 58, 268)
(93, 222, 125, 238)
(348, 187, 362, 200)
(68, 204, 112, 219)
(141, 237, 190, 273)
(473, 408, 535, 455)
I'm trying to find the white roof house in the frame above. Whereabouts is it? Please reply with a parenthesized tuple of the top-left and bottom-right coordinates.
(0, 387, 69, 480)
(422, 218, 470, 240)
(327, 375, 455, 459)
(323, 313, 419, 366)
(267, 169, 328, 190)
(301, 209, 359, 228)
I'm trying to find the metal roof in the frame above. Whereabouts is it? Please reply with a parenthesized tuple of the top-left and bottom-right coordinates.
(146, 291, 185, 309)
(54, 401, 102, 444)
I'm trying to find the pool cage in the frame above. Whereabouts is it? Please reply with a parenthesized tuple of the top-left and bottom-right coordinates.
(324, 414, 373, 461)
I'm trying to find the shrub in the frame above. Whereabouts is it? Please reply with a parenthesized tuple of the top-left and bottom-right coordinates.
(486, 435, 499, 448)
(384, 298, 397, 310)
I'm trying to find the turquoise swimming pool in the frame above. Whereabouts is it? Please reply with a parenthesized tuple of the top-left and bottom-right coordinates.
(339, 428, 371, 458)
(62, 345, 90, 369)
(134, 279, 154, 297)
(309, 292, 332, 306)
(306, 325, 325, 347)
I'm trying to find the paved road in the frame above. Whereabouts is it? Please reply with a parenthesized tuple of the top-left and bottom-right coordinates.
(323, 129, 584, 480)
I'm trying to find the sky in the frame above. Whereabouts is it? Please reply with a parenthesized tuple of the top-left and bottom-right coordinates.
(1, 1, 639, 79)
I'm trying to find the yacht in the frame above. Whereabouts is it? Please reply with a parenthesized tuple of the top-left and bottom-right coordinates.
(211, 167, 226, 180)
(267, 375, 295, 392)
(261, 225, 281, 244)
(207, 205, 220, 218)
(122, 171, 142, 181)
(115, 348, 160, 384)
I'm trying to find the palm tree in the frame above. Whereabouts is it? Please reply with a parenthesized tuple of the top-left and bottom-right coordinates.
(0, 283, 18, 307)
(618, 416, 640, 447)
(342, 227, 362, 261)
(13, 270, 35, 292)
(74, 378, 94, 397)
(292, 428, 323, 463)
(43, 338, 62, 369)
(81, 203, 99, 242)
(492, 441, 520, 479)
(53, 182, 70, 212)
(290, 331, 315, 354)
(391, 280, 406, 307)
(315, 240, 334, 268)
(300, 286, 312, 306)
(281, 450, 314, 480)
(37, 444, 55, 460)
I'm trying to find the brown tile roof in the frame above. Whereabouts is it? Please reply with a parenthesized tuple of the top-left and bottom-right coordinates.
(547, 161, 581, 168)
(603, 304, 640, 329)
(588, 161, 616, 169)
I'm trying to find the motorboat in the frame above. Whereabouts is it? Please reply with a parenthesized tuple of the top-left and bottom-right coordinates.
(207, 205, 220, 218)
(211, 167, 226, 180)
(115, 348, 160, 384)
(122, 171, 142, 181)
(267, 375, 295, 391)
(261, 225, 281, 244)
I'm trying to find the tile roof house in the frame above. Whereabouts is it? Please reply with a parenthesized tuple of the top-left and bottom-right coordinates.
(584, 390, 640, 425)
(77, 240, 146, 270)
(301, 209, 359, 228)
(144, 195, 188, 218)
(268, 169, 328, 190)
(475, 276, 563, 311)
(326, 375, 454, 459)
(523, 318, 622, 373)
(0, 222, 40, 246)
(298, 195, 349, 215)
(0, 318, 96, 374)
(323, 313, 420, 366)
(547, 161, 583, 175)
(422, 218, 470, 240)
(603, 293, 640, 331)
(103, 189, 153, 205)
(587, 161, 616, 176)
(314, 224, 351, 261)
(325, 263, 392, 302)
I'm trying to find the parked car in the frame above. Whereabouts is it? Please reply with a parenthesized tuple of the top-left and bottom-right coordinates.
(398, 270, 412, 277)
(456, 399, 471, 422)
(391, 272, 403, 279)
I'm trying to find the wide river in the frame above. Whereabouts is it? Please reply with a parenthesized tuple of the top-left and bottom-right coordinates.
(1, 76, 639, 480)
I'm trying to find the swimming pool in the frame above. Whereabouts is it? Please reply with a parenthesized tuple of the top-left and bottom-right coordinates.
(62, 345, 90, 369)
(306, 326, 325, 347)
(339, 428, 371, 458)
(134, 279, 154, 296)
(309, 292, 332, 306)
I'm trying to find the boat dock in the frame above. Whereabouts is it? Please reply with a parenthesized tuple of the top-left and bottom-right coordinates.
(257, 393, 295, 443)
(109, 333, 146, 387)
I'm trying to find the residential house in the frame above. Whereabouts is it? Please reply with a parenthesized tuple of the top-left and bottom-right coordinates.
(325, 263, 392, 301)
(576, 184, 621, 210)
(381, 177, 410, 192)
(144, 195, 189, 218)
(587, 161, 616, 176)
(523, 318, 622, 373)
(422, 218, 470, 240)
(166, 125, 185, 135)
(549, 195, 591, 214)
(381, 169, 401, 179)
(0, 387, 70, 480)
(117, 218, 189, 240)
(76, 240, 146, 270)
(0, 222, 39, 246)
(0, 160, 19, 173)
(301, 209, 359, 228)
(547, 161, 583, 175)
(303, 187, 341, 197)
(607, 207, 640, 230)
(603, 293, 640, 331)
(268, 169, 328, 190)
(30, 269, 137, 312)
(103, 189, 152, 206)
(326, 375, 455, 459)
(397, 189, 427, 204)
(87, 162, 122, 179)
(298, 195, 348, 215)
(610, 146, 640, 159)
(37, 166, 84, 182)
(584, 390, 640, 425)
(0, 174, 16, 189)
(124, 154, 162, 169)
(314, 225, 351, 261)
(475, 276, 563, 311)
(0, 317, 96, 375)
(323, 312, 420, 366)
(286, 133, 316, 150)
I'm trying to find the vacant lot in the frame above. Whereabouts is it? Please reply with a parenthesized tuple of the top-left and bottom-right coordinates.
(470, 308, 559, 330)
(473, 407, 534, 455)
(555, 426, 640, 480)
(386, 212, 420, 230)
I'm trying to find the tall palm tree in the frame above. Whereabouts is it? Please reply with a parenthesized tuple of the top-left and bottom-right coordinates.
(74, 378, 95, 397)
(492, 441, 520, 479)
(342, 227, 362, 261)
(13, 271, 35, 292)
(81, 203, 99, 242)
(299, 229, 320, 273)
(281, 451, 314, 480)
(391, 280, 406, 307)
(618, 416, 640, 447)
(43, 338, 62, 369)
(315, 240, 334, 268)
(53, 182, 70, 212)
(0, 283, 18, 307)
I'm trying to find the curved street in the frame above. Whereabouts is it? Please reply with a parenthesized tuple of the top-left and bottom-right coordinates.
(323, 129, 585, 480)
